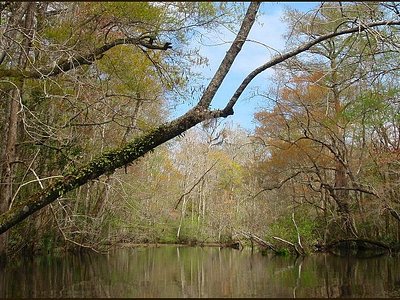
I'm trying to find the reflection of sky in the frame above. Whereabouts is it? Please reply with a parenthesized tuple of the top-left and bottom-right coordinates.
(168, 2, 319, 132)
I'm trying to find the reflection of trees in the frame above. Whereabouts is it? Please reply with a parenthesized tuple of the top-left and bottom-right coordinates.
(320, 254, 400, 298)
(338, 256, 353, 298)
(292, 257, 304, 298)
(0, 249, 400, 297)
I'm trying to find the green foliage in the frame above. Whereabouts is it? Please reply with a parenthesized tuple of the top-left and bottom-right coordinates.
(41, 231, 57, 254)
(3, 0, 399, 257)
(157, 227, 178, 244)
(208, 150, 244, 191)
(90, 2, 161, 25)
(43, 21, 75, 45)
(267, 211, 320, 251)
(275, 248, 290, 256)
(0, 0, 247, 255)
(177, 218, 205, 244)
(343, 89, 399, 126)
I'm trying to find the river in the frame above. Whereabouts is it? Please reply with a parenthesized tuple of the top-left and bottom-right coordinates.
(0, 246, 399, 297)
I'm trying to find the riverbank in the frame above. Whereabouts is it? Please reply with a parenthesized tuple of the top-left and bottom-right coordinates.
(111, 239, 400, 258)
(112, 241, 242, 250)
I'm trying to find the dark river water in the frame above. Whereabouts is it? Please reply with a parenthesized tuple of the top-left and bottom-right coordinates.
(0, 246, 399, 298)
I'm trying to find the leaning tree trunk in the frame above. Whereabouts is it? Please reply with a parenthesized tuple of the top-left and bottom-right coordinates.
(0, 2, 261, 237)
(0, 3, 397, 245)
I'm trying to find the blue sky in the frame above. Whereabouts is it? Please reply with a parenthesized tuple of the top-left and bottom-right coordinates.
(169, 2, 319, 132)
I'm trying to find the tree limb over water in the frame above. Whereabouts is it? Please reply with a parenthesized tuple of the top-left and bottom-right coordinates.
(0, 2, 399, 235)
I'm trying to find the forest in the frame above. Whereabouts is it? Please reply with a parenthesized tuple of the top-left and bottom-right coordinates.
(0, 1, 399, 261)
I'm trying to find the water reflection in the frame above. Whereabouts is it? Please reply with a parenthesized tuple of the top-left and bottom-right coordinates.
(0, 246, 399, 298)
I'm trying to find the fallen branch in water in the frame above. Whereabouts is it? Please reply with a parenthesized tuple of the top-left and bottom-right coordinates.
(234, 230, 278, 253)
(273, 236, 305, 257)
(292, 212, 305, 255)
(324, 238, 392, 251)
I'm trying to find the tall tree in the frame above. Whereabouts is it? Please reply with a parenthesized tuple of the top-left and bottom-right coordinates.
(254, 2, 400, 242)
(0, 1, 243, 256)
(0, 2, 399, 257)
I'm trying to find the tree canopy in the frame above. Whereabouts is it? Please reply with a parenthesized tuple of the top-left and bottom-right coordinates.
(0, 1, 399, 257)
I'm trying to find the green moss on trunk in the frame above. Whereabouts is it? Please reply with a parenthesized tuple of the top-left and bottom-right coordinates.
(0, 110, 206, 235)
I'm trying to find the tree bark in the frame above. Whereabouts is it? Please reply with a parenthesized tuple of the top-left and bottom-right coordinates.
(0, 3, 398, 241)
(0, 2, 261, 236)
(331, 57, 358, 238)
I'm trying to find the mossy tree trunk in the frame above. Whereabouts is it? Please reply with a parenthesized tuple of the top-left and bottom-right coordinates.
(0, 3, 398, 243)
(0, 2, 261, 236)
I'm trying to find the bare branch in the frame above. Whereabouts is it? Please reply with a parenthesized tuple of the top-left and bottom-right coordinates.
(218, 19, 400, 117)
(197, 2, 261, 109)
(174, 160, 218, 209)
(252, 170, 304, 199)
(0, 36, 172, 79)
(0, 2, 261, 235)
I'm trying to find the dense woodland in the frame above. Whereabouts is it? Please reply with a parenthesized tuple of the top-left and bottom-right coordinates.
(0, 2, 399, 260)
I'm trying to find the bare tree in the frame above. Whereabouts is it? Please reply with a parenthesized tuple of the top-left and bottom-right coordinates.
(0, 2, 399, 254)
